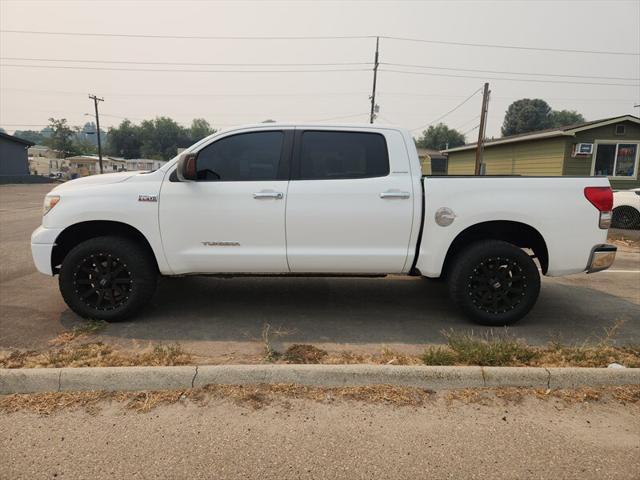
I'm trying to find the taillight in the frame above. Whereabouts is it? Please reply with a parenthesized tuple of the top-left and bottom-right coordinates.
(584, 187, 613, 229)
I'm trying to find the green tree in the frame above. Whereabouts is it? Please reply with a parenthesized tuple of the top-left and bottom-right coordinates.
(501, 99, 586, 136)
(139, 117, 190, 160)
(188, 118, 215, 144)
(72, 136, 97, 155)
(13, 130, 45, 144)
(106, 119, 142, 159)
(501, 99, 553, 136)
(415, 123, 466, 150)
(44, 118, 79, 158)
(549, 109, 585, 128)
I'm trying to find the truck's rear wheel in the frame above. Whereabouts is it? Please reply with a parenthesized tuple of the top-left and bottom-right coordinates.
(448, 240, 540, 326)
(59, 236, 157, 322)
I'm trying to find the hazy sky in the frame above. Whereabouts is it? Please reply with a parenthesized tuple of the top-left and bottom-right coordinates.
(1, 0, 639, 140)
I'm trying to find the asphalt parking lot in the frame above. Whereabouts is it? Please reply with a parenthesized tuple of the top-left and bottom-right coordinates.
(1, 184, 638, 360)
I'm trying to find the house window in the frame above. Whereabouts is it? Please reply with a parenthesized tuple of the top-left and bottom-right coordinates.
(615, 125, 625, 135)
(593, 142, 639, 178)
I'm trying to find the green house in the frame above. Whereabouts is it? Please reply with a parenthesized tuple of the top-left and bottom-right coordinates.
(442, 115, 640, 190)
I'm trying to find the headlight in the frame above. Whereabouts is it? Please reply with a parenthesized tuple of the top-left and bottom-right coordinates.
(43, 195, 60, 215)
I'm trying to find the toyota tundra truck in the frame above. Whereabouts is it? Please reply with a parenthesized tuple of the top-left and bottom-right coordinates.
(31, 124, 617, 325)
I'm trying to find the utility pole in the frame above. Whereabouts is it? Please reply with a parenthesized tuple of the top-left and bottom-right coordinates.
(474, 82, 490, 175)
(369, 36, 379, 124)
(88, 94, 104, 174)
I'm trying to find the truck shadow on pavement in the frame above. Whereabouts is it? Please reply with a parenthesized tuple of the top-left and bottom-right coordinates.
(57, 276, 640, 347)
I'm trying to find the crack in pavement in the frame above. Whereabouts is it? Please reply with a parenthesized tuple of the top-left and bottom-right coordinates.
(57, 370, 62, 392)
(191, 365, 198, 388)
(543, 367, 551, 389)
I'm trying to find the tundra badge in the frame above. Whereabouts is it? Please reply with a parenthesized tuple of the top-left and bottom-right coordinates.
(138, 195, 158, 202)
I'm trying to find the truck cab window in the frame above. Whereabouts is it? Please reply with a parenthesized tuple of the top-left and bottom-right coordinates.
(298, 131, 389, 180)
(196, 131, 284, 181)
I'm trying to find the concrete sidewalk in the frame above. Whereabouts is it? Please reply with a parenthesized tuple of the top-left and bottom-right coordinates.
(2, 364, 639, 394)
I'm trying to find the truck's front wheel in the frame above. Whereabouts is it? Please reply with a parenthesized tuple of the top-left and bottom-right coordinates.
(448, 240, 540, 326)
(59, 236, 157, 322)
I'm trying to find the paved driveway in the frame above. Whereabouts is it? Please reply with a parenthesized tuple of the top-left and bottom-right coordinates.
(1, 184, 638, 360)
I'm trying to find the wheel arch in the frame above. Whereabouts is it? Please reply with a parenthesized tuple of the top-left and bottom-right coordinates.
(51, 220, 160, 275)
(441, 220, 549, 276)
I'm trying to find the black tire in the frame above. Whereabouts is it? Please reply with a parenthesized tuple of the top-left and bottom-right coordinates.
(59, 236, 157, 322)
(448, 240, 540, 326)
(612, 206, 640, 229)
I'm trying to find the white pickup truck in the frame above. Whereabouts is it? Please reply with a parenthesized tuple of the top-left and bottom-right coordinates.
(32, 124, 617, 325)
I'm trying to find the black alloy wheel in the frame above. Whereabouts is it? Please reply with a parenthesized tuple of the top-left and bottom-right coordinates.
(448, 240, 540, 326)
(59, 236, 157, 321)
(467, 256, 527, 315)
(73, 253, 133, 311)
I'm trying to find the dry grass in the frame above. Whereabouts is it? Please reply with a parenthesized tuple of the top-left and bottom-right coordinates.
(2, 322, 638, 369)
(48, 320, 108, 346)
(0, 343, 192, 369)
(0, 383, 435, 415)
(261, 323, 296, 362)
(445, 385, 640, 405)
(282, 344, 328, 364)
(2, 384, 637, 416)
(608, 232, 640, 250)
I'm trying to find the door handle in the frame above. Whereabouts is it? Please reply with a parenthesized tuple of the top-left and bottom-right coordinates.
(253, 191, 284, 200)
(380, 190, 410, 199)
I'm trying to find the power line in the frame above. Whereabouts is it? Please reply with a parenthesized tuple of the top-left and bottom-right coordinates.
(1, 87, 365, 98)
(378, 91, 639, 103)
(380, 35, 639, 56)
(462, 124, 480, 136)
(382, 62, 639, 81)
(4, 88, 632, 103)
(0, 63, 370, 74)
(410, 87, 483, 132)
(5, 56, 635, 83)
(1, 56, 372, 67)
(380, 68, 640, 87)
(2, 29, 637, 56)
(0, 30, 374, 41)
(454, 115, 481, 130)
(6, 63, 634, 90)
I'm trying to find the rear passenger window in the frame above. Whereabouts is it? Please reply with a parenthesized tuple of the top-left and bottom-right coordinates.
(196, 131, 283, 181)
(298, 131, 389, 180)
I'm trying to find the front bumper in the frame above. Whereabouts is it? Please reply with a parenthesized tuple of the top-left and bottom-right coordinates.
(31, 226, 63, 276)
(586, 244, 617, 273)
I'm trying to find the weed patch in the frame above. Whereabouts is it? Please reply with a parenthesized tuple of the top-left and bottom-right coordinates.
(422, 330, 538, 366)
(282, 344, 328, 364)
(420, 328, 640, 368)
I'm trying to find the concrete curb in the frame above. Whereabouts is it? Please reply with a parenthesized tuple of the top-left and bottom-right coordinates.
(1, 365, 638, 394)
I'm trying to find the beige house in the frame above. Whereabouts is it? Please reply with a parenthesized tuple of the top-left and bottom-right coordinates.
(28, 145, 57, 159)
(124, 158, 167, 171)
(66, 155, 127, 177)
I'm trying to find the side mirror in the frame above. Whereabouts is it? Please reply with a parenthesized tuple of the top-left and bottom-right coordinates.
(176, 152, 198, 181)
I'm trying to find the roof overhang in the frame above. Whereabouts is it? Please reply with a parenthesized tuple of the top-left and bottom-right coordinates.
(443, 130, 571, 153)
(442, 115, 640, 154)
